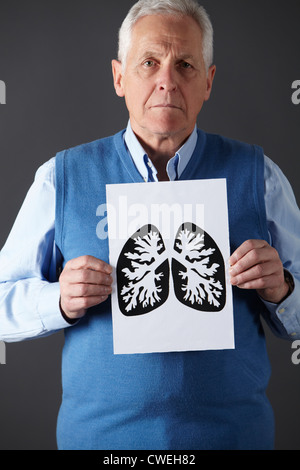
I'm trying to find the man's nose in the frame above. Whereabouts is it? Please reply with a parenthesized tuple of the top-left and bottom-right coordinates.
(157, 64, 177, 92)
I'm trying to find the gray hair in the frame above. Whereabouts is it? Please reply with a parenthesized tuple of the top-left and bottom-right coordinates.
(117, 0, 214, 72)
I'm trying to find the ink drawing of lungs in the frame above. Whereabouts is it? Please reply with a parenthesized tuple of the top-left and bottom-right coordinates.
(117, 225, 170, 316)
(172, 223, 226, 312)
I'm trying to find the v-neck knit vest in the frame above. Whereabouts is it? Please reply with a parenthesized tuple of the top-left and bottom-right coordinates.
(54, 128, 274, 450)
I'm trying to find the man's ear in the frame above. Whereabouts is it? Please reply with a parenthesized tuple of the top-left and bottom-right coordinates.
(112, 60, 125, 97)
(204, 65, 216, 102)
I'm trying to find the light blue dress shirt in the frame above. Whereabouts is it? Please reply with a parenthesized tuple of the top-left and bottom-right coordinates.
(0, 122, 300, 342)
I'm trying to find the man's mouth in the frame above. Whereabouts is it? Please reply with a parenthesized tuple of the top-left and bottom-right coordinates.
(151, 104, 181, 109)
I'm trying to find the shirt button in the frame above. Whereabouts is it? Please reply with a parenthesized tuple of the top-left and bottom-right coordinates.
(278, 308, 286, 314)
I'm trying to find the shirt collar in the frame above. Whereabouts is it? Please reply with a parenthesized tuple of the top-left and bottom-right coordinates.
(124, 120, 198, 182)
(124, 121, 157, 182)
(167, 125, 198, 181)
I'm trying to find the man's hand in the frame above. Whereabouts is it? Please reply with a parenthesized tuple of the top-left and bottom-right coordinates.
(59, 256, 113, 321)
(229, 240, 289, 304)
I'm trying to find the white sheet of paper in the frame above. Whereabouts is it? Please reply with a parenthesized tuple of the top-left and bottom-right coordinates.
(106, 179, 235, 355)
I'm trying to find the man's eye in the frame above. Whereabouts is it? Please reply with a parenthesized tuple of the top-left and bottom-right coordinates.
(181, 61, 192, 69)
(143, 60, 155, 67)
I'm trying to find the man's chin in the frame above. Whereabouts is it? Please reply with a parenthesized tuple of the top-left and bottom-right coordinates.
(131, 118, 192, 143)
(145, 121, 187, 138)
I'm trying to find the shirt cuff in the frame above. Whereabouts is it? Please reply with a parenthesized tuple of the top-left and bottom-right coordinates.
(261, 273, 300, 340)
(37, 282, 74, 332)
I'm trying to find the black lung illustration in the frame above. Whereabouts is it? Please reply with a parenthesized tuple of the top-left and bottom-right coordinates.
(117, 225, 170, 316)
(172, 223, 226, 312)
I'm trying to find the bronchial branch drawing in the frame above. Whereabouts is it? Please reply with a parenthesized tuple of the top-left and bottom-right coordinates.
(121, 231, 166, 311)
(173, 227, 224, 308)
(117, 223, 226, 316)
(118, 227, 169, 315)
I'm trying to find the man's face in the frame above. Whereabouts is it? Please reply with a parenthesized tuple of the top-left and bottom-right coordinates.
(112, 14, 216, 147)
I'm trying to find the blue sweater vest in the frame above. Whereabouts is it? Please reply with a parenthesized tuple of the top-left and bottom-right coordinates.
(55, 129, 274, 450)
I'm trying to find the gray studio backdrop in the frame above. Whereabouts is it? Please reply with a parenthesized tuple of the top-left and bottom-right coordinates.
(0, 0, 299, 450)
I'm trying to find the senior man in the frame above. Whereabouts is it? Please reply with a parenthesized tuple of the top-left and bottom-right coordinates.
(0, 0, 300, 450)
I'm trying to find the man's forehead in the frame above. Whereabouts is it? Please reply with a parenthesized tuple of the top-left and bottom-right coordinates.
(132, 14, 202, 39)
(136, 45, 199, 62)
(130, 15, 203, 57)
